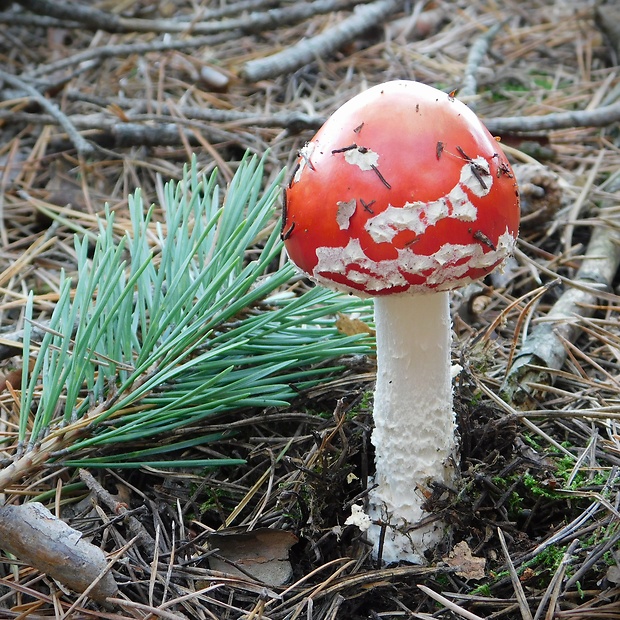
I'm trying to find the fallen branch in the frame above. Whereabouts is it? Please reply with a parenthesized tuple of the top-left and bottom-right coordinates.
(459, 21, 505, 108)
(13, 0, 368, 35)
(14, 0, 128, 32)
(3, 92, 619, 151)
(0, 11, 82, 28)
(502, 220, 620, 407)
(484, 100, 620, 134)
(0, 67, 94, 157)
(0, 111, 246, 152)
(242, 0, 403, 82)
(0, 105, 322, 133)
(70, 119, 243, 151)
(0, 502, 118, 603)
(1, 1, 282, 29)
(79, 469, 157, 556)
(22, 33, 237, 81)
(0, 109, 315, 154)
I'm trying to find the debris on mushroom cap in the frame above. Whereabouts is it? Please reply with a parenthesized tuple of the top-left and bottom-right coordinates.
(283, 80, 520, 297)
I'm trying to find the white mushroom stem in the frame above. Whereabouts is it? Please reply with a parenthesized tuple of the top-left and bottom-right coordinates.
(367, 291, 459, 564)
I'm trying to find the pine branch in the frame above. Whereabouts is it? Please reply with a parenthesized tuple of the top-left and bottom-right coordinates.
(0, 154, 372, 491)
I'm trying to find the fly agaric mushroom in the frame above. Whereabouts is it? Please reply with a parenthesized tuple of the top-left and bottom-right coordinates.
(283, 80, 519, 564)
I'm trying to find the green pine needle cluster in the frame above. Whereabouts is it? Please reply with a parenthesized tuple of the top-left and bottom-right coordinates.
(1, 154, 372, 485)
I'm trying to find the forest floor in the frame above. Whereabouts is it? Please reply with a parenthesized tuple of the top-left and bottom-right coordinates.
(2, 0, 620, 618)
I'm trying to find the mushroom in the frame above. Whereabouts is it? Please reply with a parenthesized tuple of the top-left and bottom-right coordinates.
(283, 80, 520, 564)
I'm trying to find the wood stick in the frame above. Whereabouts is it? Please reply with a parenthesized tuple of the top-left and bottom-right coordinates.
(242, 0, 403, 82)
(0, 502, 118, 602)
(13, 0, 368, 35)
(79, 469, 157, 556)
(502, 221, 620, 406)
(459, 21, 505, 109)
(484, 100, 620, 134)
(0, 67, 93, 157)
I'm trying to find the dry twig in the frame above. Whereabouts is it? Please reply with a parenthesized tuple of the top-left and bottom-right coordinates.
(242, 0, 404, 81)
(13, 0, 369, 34)
(0, 502, 118, 602)
(485, 100, 620, 134)
(459, 21, 505, 107)
(79, 469, 157, 556)
(503, 221, 620, 406)
(0, 67, 93, 157)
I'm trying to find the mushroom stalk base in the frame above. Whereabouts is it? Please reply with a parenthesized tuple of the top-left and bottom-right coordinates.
(368, 292, 458, 564)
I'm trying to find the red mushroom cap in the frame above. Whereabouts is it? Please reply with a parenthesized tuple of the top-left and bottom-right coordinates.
(283, 80, 520, 296)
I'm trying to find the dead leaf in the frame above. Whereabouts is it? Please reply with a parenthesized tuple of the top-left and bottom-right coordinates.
(207, 528, 297, 586)
(335, 312, 375, 337)
(443, 541, 486, 580)
(606, 565, 620, 584)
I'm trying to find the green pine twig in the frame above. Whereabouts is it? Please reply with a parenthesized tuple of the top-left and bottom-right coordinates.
(0, 153, 372, 490)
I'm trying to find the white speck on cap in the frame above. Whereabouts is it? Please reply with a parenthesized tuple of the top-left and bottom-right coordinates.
(365, 159, 490, 244)
(336, 199, 357, 230)
(313, 230, 516, 295)
(294, 142, 316, 183)
(344, 147, 379, 171)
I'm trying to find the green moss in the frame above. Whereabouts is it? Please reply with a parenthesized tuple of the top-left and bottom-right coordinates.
(199, 487, 229, 513)
(576, 581, 585, 599)
(469, 390, 483, 407)
(469, 583, 492, 597)
(347, 390, 373, 419)
(522, 473, 561, 498)
(527, 544, 567, 573)
(521, 434, 545, 452)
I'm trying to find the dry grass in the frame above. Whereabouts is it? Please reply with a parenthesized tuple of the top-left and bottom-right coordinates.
(2, 0, 620, 618)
